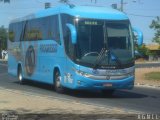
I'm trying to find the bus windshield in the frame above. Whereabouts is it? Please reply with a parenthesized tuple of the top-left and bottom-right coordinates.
(75, 19, 134, 68)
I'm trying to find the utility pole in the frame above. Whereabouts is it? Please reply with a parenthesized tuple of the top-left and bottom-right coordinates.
(91, 0, 97, 3)
(45, 2, 51, 9)
(120, 0, 124, 12)
(120, 0, 138, 12)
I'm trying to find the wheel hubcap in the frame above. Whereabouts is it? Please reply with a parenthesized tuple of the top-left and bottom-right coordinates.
(56, 75, 61, 88)
(19, 72, 22, 81)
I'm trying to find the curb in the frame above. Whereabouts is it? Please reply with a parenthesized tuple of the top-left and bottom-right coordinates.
(135, 62, 160, 64)
(135, 83, 160, 89)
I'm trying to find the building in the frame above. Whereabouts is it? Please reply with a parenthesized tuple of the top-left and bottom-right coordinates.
(146, 44, 160, 61)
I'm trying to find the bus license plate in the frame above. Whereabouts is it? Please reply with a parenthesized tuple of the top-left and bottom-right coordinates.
(103, 83, 112, 87)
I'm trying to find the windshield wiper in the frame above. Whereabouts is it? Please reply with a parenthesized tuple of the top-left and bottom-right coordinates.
(109, 50, 122, 67)
(93, 48, 122, 69)
(93, 48, 107, 69)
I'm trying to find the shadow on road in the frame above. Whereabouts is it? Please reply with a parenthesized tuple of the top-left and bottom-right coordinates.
(11, 80, 148, 99)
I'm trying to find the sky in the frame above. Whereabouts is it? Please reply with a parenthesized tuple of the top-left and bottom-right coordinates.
(0, 0, 160, 44)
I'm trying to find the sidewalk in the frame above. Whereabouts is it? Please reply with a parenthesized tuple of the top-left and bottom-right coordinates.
(135, 67, 160, 88)
(135, 61, 160, 64)
(0, 87, 135, 114)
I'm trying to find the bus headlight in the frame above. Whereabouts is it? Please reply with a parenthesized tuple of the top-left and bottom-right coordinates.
(75, 69, 92, 78)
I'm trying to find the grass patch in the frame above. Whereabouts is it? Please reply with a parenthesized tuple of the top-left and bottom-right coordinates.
(145, 72, 160, 81)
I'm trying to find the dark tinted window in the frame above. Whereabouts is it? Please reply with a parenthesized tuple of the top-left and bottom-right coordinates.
(9, 22, 24, 42)
(9, 24, 15, 42)
(61, 14, 74, 59)
(23, 15, 60, 43)
(47, 15, 60, 43)
(24, 20, 42, 40)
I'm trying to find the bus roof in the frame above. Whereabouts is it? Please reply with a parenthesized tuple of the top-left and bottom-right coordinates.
(11, 5, 129, 23)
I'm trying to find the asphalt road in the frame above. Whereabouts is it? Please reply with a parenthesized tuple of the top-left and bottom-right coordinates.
(0, 63, 160, 114)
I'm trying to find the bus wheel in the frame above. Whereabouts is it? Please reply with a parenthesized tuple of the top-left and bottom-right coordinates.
(54, 70, 64, 93)
(101, 90, 115, 96)
(18, 66, 25, 84)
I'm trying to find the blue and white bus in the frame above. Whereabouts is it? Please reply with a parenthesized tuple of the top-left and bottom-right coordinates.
(8, 5, 143, 94)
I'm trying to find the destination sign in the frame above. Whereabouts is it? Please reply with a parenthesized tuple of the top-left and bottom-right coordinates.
(80, 20, 103, 26)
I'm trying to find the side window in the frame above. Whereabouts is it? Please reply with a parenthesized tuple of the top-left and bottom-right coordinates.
(67, 29, 74, 59)
(61, 14, 75, 59)
(9, 24, 15, 42)
(47, 15, 60, 44)
(53, 15, 60, 43)
(9, 22, 22, 42)
(23, 15, 60, 42)
(24, 19, 43, 41)
(15, 22, 23, 42)
(24, 22, 29, 41)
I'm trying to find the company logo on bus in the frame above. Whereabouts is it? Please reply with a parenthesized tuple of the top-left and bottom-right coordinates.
(25, 45, 36, 76)
(40, 44, 58, 53)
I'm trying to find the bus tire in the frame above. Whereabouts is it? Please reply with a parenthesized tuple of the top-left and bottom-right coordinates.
(18, 65, 25, 84)
(54, 70, 64, 93)
(101, 90, 115, 96)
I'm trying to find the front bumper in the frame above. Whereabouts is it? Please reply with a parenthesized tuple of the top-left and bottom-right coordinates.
(71, 74, 134, 90)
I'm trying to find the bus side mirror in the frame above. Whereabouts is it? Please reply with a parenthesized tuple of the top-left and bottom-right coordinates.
(66, 23, 77, 44)
(133, 27, 143, 46)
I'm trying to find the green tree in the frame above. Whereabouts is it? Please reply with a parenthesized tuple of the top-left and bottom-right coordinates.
(135, 44, 150, 59)
(150, 16, 160, 44)
(0, 26, 8, 51)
